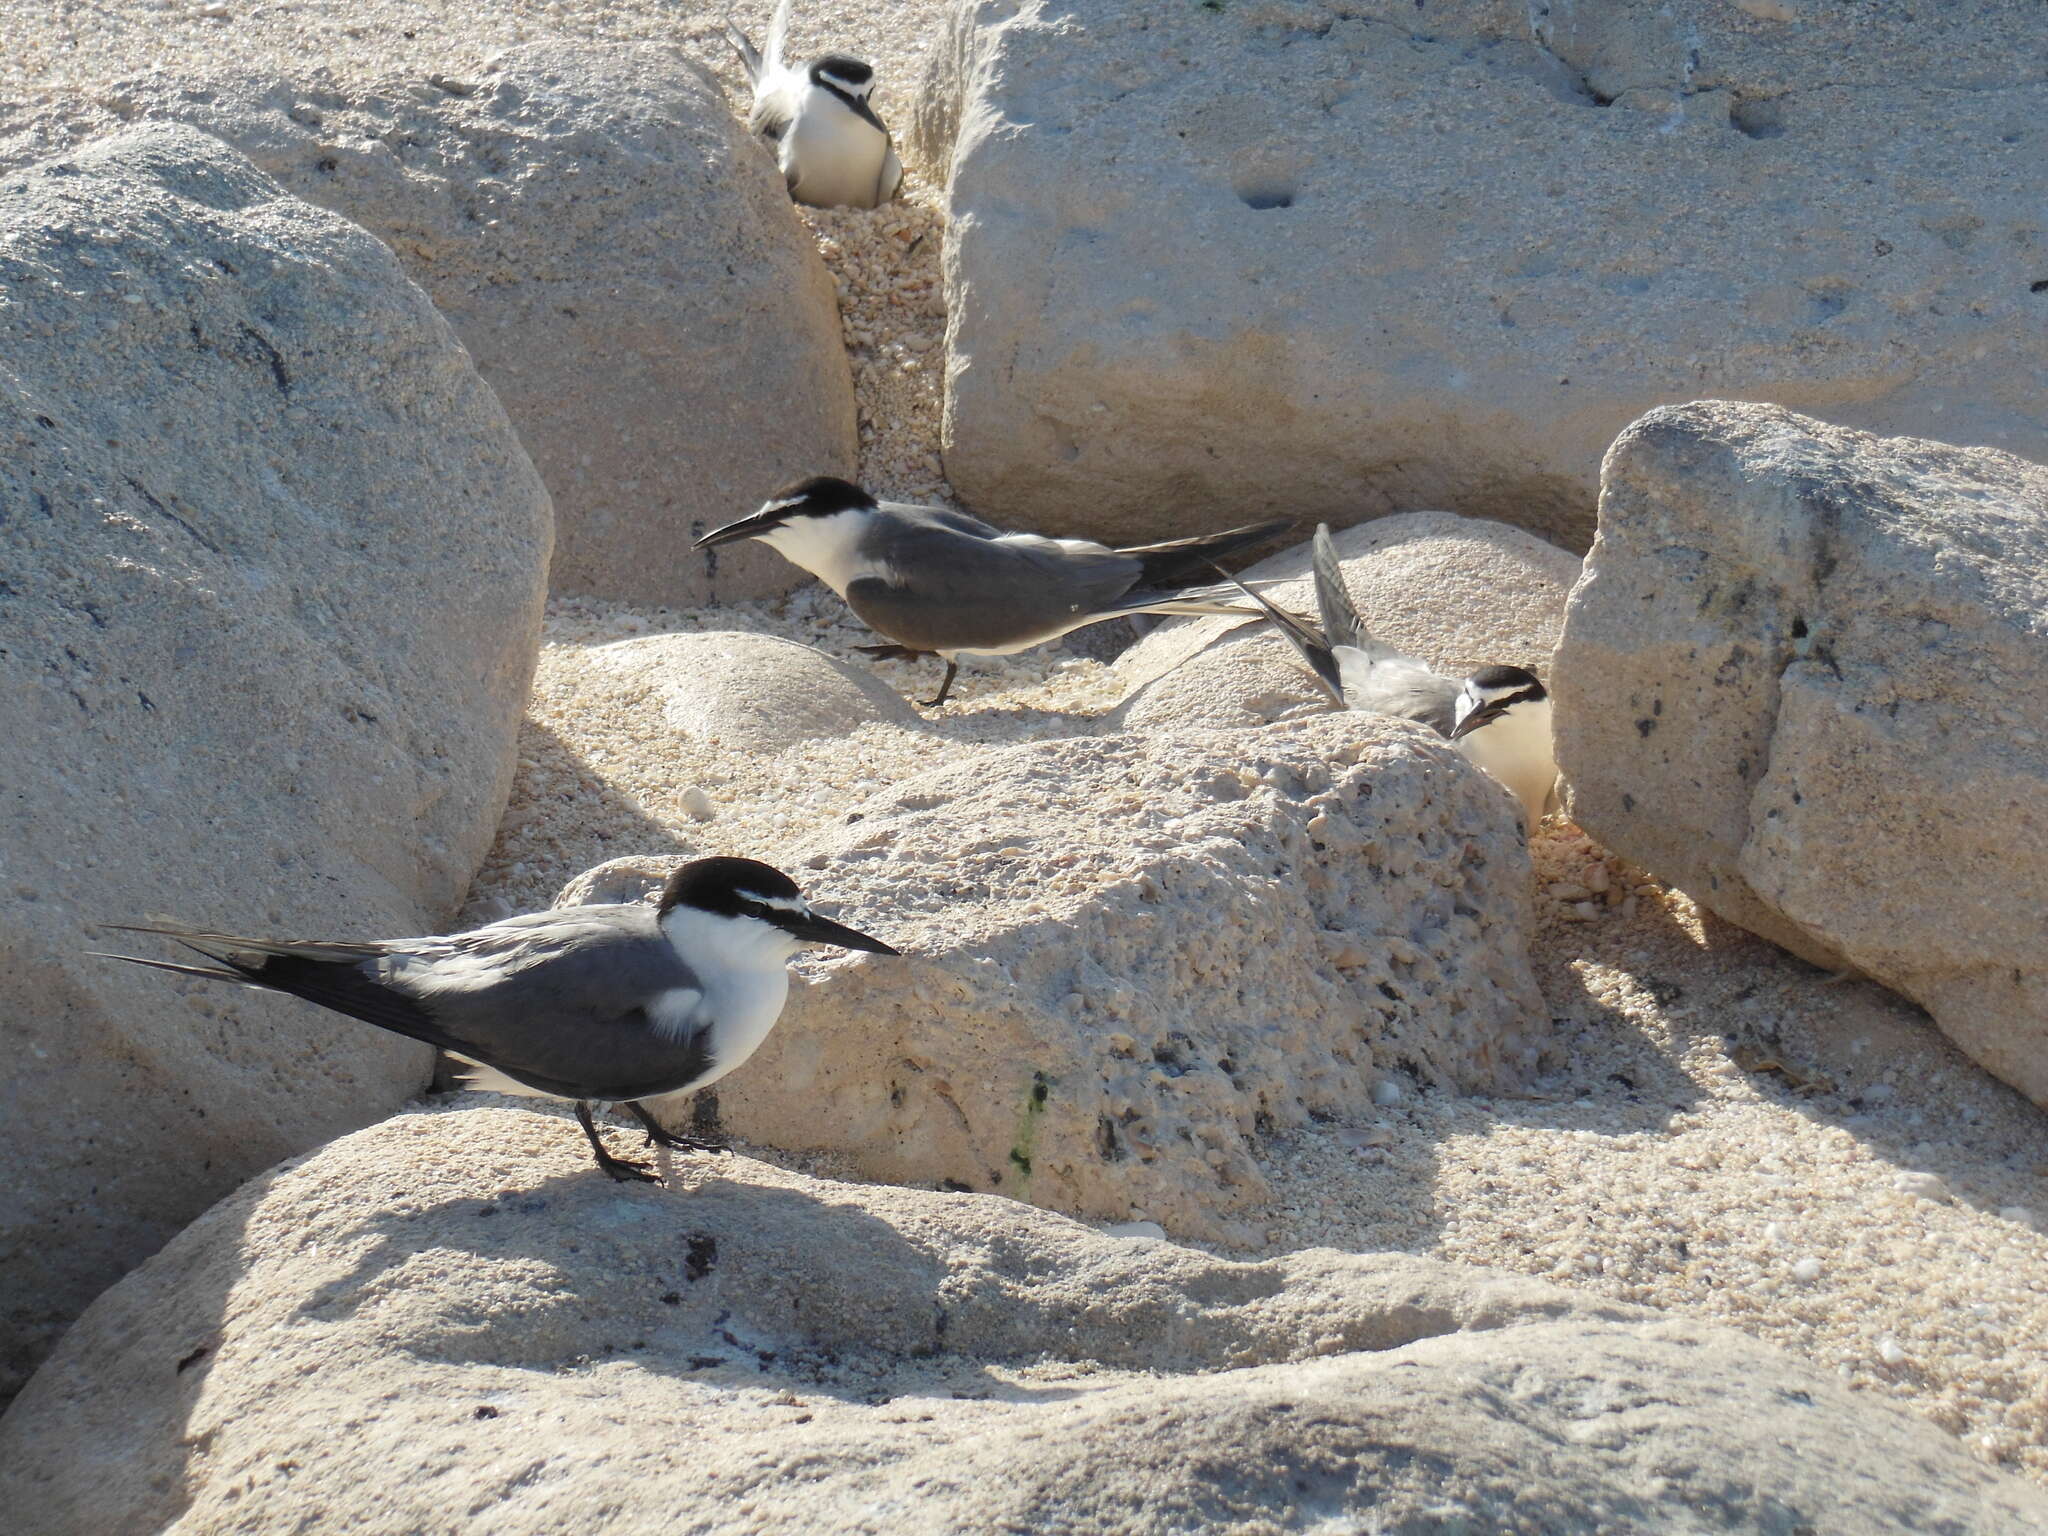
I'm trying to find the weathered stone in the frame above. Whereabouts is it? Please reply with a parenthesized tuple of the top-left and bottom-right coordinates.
(0, 124, 551, 1395)
(913, 0, 2047, 550)
(0, 42, 858, 605)
(1555, 401, 2048, 1106)
(1115, 511, 1580, 733)
(2, 1106, 2041, 1534)
(597, 715, 1549, 1245)
(643, 631, 928, 753)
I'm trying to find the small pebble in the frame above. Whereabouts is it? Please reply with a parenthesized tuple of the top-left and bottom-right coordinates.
(1891, 1170, 1949, 1203)
(1997, 1205, 2037, 1230)
(680, 786, 715, 822)
(1876, 1337, 1906, 1366)
(1790, 1256, 1823, 1282)
(1105, 1221, 1166, 1242)
(1370, 1079, 1402, 1108)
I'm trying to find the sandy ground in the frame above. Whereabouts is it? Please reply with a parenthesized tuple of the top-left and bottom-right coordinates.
(10, 0, 2046, 1490)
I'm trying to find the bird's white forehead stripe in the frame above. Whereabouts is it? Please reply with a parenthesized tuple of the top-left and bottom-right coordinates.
(739, 891, 807, 915)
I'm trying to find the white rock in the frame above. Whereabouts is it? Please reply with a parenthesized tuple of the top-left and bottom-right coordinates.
(1371, 1080, 1404, 1108)
(912, 1, 2045, 553)
(1104, 1221, 1167, 1242)
(3, 1107, 2042, 1534)
(1791, 1257, 1823, 1283)
(1877, 1337, 1908, 1367)
(1556, 403, 2048, 1108)
(592, 631, 927, 755)
(0, 43, 858, 606)
(679, 786, 717, 823)
(1891, 1172, 1950, 1204)
(1997, 1206, 2038, 1231)
(0, 125, 549, 1394)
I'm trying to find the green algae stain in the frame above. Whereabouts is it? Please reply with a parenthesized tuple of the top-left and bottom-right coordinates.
(1008, 1071, 1051, 1188)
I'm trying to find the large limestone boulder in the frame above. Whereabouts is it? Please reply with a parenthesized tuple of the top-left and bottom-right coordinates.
(1115, 510, 1581, 733)
(0, 125, 551, 1395)
(2, 1106, 2041, 1534)
(1555, 402, 2048, 1106)
(913, 0, 2047, 551)
(0, 42, 858, 605)
(566, 715, 1548, 1244)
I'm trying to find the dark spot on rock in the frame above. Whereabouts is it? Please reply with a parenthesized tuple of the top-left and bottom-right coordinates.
(1636, 718, 1657, 738)
(660, 1291, 681, 1306)
(687, 1356, 726, 1371)
(685, 1234, 718, 1281)
(175, 1344, 210, 1373)
(1622, 793, 1636, 813)
(940, 1178, 972, 1192)
(473, 1404, 499, 1420)
(1096, 1115, 1123, 1161)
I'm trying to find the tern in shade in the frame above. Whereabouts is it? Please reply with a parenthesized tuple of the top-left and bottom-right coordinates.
(95, 858, 897, 1182)
(1219, 524, 1559, 829)
(724, 0, 902, 209)
(695, 475, 1291, 705)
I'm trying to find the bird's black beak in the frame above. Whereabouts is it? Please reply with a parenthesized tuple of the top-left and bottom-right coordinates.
(786, 910, 900, 955)
(1448, 701, 1505, 741)
(693, 506, 788, 550)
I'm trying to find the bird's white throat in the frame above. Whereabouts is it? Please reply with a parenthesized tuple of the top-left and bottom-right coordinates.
(1455, 696, 1557, 832)
(652, 905, 797, 1092)
(758, 509, 884, 597)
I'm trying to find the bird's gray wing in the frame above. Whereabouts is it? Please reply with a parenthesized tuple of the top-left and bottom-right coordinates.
(1336, 651, 1461, 734)
(390, 907, 716, 1101)
(844, 516, 1144, 653)
(722, 19, 763, 84)
(751, 83, 796, 142)
(888, 501, 1003, 539)
(1211, 563, 1346, 707)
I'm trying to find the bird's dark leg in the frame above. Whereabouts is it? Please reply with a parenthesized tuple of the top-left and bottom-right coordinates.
(574, 1100, 658, 1183)
(625, 1100, 729, 1155)
(921, 659, 960, 709)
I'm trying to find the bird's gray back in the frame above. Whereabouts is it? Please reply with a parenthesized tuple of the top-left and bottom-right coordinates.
(849, 510, 1142, 652)
(387, 906, 712, 1099)
(1336, 650, 1461, 735)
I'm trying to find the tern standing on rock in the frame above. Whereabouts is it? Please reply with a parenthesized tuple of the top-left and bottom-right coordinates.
(95, 858, 897, 1183)
(696, 475, 1291, 706)
(724, 0, 903, 209)
(1222, 524, 1559, 829)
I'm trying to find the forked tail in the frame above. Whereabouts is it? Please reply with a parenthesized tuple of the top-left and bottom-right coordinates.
(92, 922, 462, 1054)
(1120, 516, 1293, 590)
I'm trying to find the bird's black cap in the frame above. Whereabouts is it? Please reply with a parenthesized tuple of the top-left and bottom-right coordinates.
(659, 857, 898, 955)
(693, 477, 877, 549)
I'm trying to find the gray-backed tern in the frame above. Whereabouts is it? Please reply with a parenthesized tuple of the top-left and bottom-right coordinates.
(695, 475, 1290, 705)
(95, 857, 896, 1182)
(724, 1, 902, 209)
(1223, 524, 1558, 828)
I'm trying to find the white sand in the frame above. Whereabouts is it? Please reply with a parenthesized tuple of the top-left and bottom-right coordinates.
(8, 0, 2045, 1487)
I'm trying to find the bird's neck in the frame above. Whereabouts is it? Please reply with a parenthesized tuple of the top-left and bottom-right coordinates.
(658, 907, 798, 1001)
(760, 510, 885, 597)
(1454, 696, 1557, 830)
